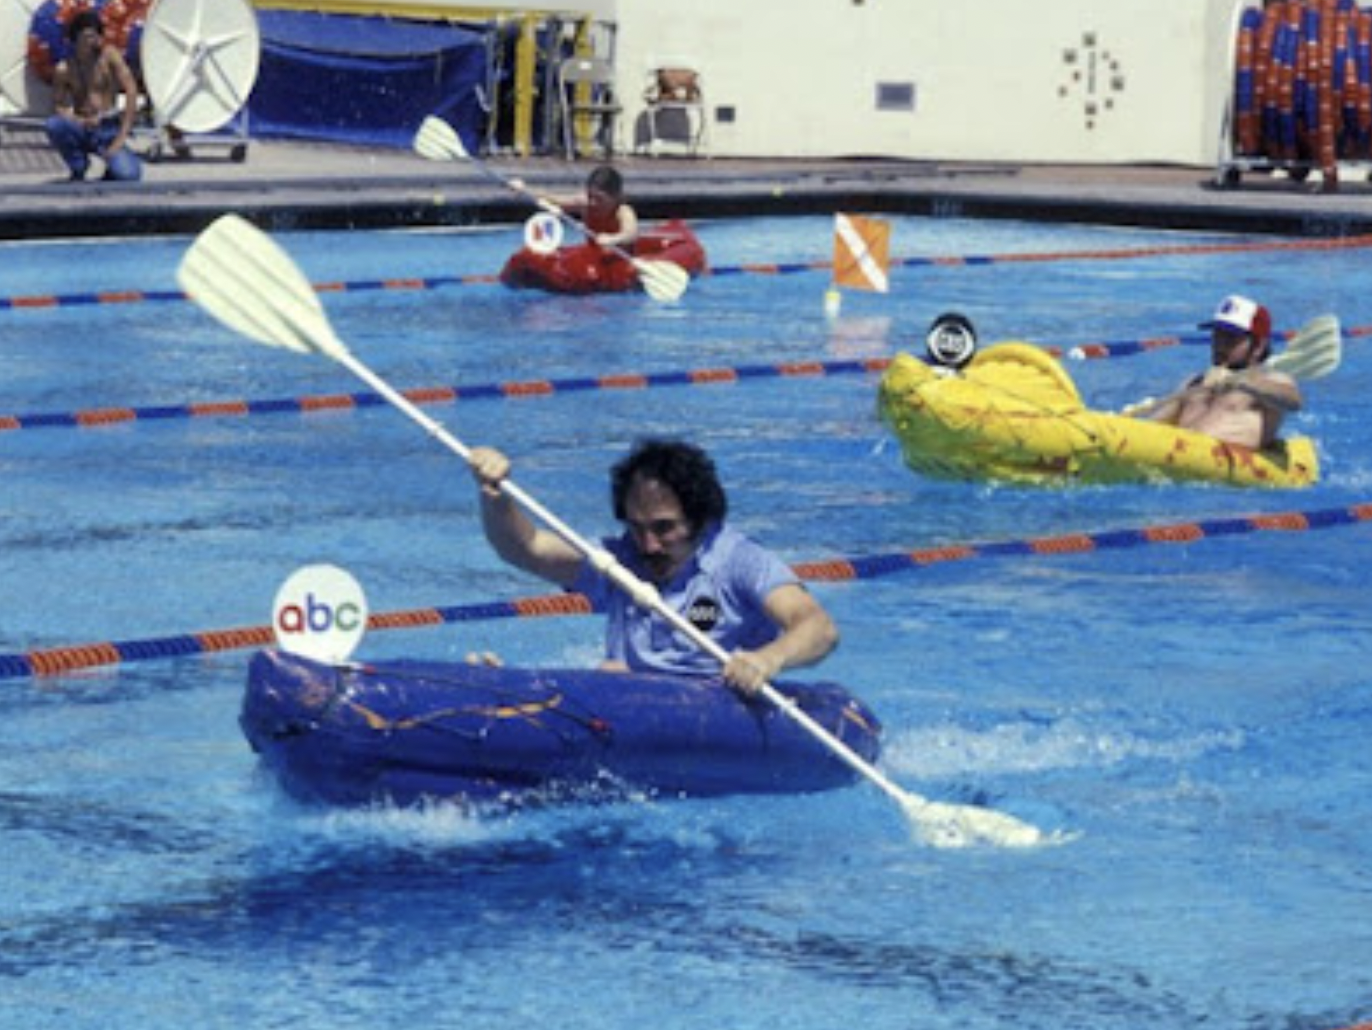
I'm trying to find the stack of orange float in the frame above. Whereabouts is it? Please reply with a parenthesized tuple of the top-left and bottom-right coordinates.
(1232, 0, 1372, 189)
(26, 0, 152, 84)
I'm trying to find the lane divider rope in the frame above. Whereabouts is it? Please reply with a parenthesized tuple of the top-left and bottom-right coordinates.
(5, 233, 1372, 313)
(5, 323, 1363, 434)
(0, 358, 888, 431)
(3, 502, 1368, 682)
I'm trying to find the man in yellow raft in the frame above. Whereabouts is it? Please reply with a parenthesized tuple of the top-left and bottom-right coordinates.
(1137, 295, 1301, 451)
(876, 300, 1322, 488)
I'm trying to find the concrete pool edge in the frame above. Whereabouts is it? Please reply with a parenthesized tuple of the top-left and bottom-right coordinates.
(5, 132, 1372, 240)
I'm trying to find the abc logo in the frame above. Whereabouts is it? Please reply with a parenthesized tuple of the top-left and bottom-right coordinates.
(276, 593, 365, 634)
(272, 564, 369, 663)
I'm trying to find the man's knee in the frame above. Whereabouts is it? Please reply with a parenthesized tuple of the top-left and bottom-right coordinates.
(44, 115, 73, 145)
(105, 152, 143, 181)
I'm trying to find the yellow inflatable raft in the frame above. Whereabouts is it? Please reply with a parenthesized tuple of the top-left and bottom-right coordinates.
(876, 343, 1319, 488)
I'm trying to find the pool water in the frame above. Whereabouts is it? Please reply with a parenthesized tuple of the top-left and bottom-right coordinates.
(2, 216, 1370, 1029)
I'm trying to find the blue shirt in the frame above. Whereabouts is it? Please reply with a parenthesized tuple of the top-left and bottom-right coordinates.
(570, 523, 800, 677)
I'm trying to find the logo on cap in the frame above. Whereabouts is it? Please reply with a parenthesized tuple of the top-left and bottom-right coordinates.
(1201, 294, 1269, 338)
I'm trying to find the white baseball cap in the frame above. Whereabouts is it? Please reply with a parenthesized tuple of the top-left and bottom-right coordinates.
(1199, 294, 1272, 338)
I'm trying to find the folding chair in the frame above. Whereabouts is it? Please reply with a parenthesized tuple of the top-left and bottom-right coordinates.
(558, 55, 621, 159)
(639, 57, 706, 157)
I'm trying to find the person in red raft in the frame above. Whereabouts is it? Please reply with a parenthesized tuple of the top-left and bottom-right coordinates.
(576, 165, 641, 249)
(500, 165, 706, 294)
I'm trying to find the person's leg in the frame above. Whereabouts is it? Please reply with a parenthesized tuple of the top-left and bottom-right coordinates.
(102, 145, 142, 181)
(96, 118, 142, 182)
(44, 115, 90, 180)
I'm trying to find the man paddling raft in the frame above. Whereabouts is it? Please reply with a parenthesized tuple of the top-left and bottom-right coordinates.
(1139, 294, 1302, 451)
(467, 438, 839, 694)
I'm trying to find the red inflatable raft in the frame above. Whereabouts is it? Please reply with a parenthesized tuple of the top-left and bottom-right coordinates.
(500, 219, 707, 295)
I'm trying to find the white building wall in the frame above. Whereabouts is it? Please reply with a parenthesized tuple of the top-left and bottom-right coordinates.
(103, 0, 1241, 166)
(248, 1, 1241, 166)
(609, 0, 1243, 166)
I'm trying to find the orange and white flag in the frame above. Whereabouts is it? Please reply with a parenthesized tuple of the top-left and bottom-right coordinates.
(832, 213, 891, 293)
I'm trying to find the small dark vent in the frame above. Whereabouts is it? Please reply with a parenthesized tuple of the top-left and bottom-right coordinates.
(876, 82, 915, 112)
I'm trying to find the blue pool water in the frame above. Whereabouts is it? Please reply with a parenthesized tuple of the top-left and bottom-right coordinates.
(2, 216, 1370, 1029)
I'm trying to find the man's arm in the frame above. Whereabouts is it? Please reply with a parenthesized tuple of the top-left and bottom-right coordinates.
(1129, 371, 1208, 422)
(594, 204, 640, 248)
(51, 64, 77, 120)
(469, 446, 585, 588)
(1234, 368, 1302, 413)
(106, 49, 140, 154)
(723, 583, 838, 691)
(1137, 393, 1182, 424)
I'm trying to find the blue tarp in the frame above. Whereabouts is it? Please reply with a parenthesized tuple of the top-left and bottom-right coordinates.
(247, 11, 490, 151)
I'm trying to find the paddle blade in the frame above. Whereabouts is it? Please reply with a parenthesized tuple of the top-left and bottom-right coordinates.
(1270, 314, 1341, 380)
(178, 215, 349, 360)
(633, 258, 691, 302)
(907, 798, 1073, 849)
(414, 115, 468, 162)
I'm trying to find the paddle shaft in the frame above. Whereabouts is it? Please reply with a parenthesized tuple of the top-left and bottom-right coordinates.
(334, 351, 610, 558)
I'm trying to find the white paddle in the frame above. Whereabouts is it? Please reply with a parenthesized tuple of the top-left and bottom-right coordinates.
(413, 116, 691, 304)
(1120, 314, 1342, 417)
(177, 214, 1060, 850)
(1267, 313, 1342, 380)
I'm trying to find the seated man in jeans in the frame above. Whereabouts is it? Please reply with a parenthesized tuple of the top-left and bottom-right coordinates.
(44, 10, 142, 182)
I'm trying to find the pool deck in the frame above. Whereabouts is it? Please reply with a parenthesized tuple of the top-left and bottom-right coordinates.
(5, 119, 1372, 240)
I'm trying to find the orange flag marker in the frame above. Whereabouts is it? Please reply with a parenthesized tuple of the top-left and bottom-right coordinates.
(832, 213, 891, 293)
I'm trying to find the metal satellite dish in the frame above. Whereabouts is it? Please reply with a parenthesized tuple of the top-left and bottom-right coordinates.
(0, 0, 51, 113)
(140, 0, 259, 134)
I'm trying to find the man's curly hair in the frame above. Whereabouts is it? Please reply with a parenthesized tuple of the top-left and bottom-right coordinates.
(611, 439, 727, 534)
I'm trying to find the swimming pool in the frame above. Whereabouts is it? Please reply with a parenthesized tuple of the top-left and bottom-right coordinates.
(2, 215, 1370, 1029)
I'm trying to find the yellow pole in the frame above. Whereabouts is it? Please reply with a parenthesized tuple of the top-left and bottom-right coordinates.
(570, 15, 592, 156)
(513, 13, 538, 156)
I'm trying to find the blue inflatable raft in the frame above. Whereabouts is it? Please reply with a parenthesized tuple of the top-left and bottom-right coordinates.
(242, 649, 883, 808)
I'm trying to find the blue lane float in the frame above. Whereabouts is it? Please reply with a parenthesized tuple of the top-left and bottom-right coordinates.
(240, 649, 883, 808)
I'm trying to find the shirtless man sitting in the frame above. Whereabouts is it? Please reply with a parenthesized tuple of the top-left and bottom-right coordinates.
(1142, 295, 1301, 451)
(43, 10, 142, 182)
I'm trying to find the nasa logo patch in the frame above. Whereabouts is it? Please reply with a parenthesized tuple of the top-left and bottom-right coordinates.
(686, 596, 721, 632)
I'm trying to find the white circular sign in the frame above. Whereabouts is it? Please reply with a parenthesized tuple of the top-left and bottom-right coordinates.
(924, 312, 978, 370)
(523, 212, 564, 256)
(271, 564, 369, 663)
(0, 0, 50, 113)
(140, 0, 261, 133)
